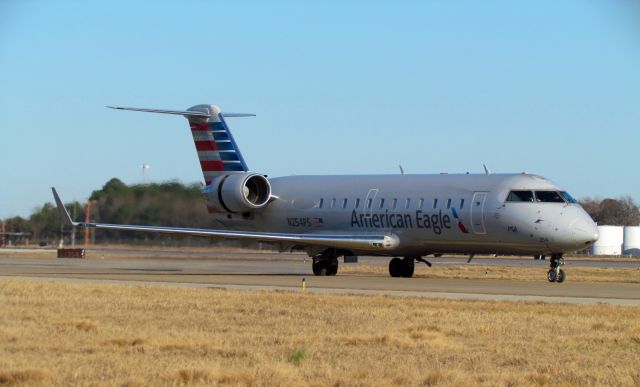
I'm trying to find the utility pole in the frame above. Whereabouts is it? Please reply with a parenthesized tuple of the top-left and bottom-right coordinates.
(84, 201, 91, 247)
(71, 204, 76, 248)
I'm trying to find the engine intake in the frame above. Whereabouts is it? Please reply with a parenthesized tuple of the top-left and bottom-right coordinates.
(208, 173, 271, 213)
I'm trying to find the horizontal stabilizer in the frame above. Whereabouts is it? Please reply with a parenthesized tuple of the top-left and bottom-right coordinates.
(220, 113, 256, 118)
(106, 106, 255, 118)
(106, 106, 210, 117)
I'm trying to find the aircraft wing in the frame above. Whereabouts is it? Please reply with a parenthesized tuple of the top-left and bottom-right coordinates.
(51, 188, 399, 252)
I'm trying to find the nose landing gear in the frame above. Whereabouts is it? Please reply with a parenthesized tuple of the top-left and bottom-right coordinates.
(547, 253, 565, 283)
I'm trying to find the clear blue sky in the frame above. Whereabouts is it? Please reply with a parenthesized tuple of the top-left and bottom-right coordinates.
(1, 0, 639, 218)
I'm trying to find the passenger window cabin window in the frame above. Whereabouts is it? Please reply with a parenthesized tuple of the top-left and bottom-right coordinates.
(446, 198, 452, 209)
(506, 191, 534, 202)
(392, 198, 398, 209)
(379, 198, 385, 209)
(330, 198, 336, 208)
(366, 198, 373, 209)
(342, 198, 348, 209)
(355, 198, 360, 209)
(418, 198, 424, 209)
(535, 191, 565, 203)
(460, 199, 465, 209)
(433, 199, 438, 209)
(405, 198, 411, 209)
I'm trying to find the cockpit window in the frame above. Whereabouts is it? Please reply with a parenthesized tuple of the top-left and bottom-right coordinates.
(506, 190, 534, 202)
(559, 191, 577, 204)
(535, 191, 565, 203)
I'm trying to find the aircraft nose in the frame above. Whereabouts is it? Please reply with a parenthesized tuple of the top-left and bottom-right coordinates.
(570, 217, 599, 246)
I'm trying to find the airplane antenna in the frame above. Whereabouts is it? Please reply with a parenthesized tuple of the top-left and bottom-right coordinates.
(399, 165, 405, 175)
(483, 164, 491, 175)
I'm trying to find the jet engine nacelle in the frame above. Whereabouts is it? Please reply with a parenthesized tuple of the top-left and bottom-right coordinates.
(206, 173, 271, 213)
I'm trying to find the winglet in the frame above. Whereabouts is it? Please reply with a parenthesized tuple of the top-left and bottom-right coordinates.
(51, 187, 78, 227)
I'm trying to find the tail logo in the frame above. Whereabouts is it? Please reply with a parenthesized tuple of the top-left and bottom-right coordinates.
(190, 119, 248, 185)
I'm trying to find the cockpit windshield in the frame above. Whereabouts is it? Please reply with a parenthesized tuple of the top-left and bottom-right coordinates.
(534, 191, 565, 203)
(559, 191, 577, 203)
(506, 190, 534, 202)
(506, 190, 577, 204)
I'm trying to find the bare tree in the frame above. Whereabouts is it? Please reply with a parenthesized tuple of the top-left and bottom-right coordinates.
(579, 196, 640, 226)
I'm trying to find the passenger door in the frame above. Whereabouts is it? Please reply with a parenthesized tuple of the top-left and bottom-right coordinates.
(471, 192, 488, 235)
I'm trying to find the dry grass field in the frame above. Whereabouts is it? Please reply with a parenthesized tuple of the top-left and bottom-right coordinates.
(341, 264, 640, 283)
(0, 280, 639, 386)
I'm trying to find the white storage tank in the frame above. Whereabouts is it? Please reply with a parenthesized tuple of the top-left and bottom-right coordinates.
(590, 226, 623, 256)
(623, 226, 640, 256)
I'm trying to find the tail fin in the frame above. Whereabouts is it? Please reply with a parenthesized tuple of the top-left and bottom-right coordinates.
(186, 104, 248, 185)
(107, 104, 253, 185)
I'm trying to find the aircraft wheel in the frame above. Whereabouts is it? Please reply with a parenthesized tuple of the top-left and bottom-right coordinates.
(401, 257, 415, 278)
(312, 258, 338, 276)
(389, 257, 402, 277)
(312, 261, 327, 276)
(327, 258, 339, 276)
(548, 253, 564, 283)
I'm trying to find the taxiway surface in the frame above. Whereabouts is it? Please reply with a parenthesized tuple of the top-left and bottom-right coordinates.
(0, 250, 638, 305)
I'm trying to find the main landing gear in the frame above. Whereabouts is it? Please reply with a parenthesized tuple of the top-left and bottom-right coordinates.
(311, 250, 339, 276)
(389, 257, 414, 278)
(547, 253, 565, 283)
(388, 256, 432, 278)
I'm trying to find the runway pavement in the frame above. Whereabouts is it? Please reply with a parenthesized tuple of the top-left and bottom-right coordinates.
(0, 250, 639, 305)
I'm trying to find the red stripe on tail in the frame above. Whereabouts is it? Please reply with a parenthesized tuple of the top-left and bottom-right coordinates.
(195, 141, 217, 151)
(190, 122, 210, 131)
(200, 160, 224, 171)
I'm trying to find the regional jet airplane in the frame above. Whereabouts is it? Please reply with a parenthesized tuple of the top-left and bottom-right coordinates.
(52, 104, 599, 282)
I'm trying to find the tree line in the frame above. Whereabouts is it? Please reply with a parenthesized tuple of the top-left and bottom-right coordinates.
(2, 178, 213, 246)
(579, 197, 639, 227)
(2, 178, 639, 245)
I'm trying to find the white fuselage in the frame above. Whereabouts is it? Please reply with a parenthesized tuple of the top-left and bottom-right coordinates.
(213, 173, 598, 257)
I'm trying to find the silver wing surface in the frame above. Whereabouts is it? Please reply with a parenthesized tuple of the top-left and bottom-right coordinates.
(51, 188, 398, 252)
